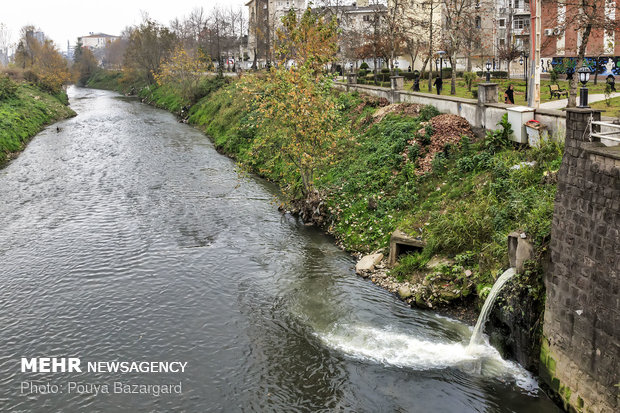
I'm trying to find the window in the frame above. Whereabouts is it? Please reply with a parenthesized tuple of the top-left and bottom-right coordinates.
(499, 39, 505, 47)
(363, 15, 370, 22)
(499, 19, 505, 28)
(514, 17, 529, 29)
(475, 16, 481, 29)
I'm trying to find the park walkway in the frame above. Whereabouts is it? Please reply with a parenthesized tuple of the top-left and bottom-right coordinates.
(539, 92, 620, 110)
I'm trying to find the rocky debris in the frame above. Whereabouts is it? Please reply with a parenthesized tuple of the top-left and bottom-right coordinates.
(413, 114, 474, 175)
(364, 254, 477, 324)
(355, 253, 384, 275)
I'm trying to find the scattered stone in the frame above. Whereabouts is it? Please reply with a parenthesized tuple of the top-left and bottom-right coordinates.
(355, 253, 384, 274)
(398, 286, 412, 299)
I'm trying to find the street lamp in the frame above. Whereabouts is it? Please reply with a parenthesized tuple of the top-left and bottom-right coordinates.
(520, 52, 529, 101)
(485, 59, 492, 82)
(577, 66, 591, 108)
(437, 50, 446, 78)
(349, 62, 354, 73)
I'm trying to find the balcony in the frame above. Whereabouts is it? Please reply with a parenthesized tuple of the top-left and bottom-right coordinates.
(512, 27, 530, 36)
(513, 6, 531, 15)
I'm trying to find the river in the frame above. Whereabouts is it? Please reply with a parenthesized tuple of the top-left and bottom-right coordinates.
(0, 87, 560, 412)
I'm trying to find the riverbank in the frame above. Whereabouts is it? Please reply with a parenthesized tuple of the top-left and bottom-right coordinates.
(86, 70, 560, 373)
(0, 79, 76, 166)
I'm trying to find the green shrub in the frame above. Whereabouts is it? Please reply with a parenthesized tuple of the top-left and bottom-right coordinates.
(484, 113, 513, 154)
(463, 71, 476, 91)
(360, 62, 369, 70)
(390, 252, 430, 281)
(549, 69, 558, 84)
(0, 75, 17, 100)
(419, 105, 440, 121)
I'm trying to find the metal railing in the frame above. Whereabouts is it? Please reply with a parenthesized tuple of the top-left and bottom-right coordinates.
(591, 120, 620, 143)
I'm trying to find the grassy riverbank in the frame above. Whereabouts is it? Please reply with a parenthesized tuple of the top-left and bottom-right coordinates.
(0, 79, 76, 166)
(86, 70, 562, 369)
(89, 70, 561, 302)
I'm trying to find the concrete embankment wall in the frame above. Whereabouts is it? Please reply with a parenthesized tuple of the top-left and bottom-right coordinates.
(542, 108, 619, 413)
(334, 82, 619, 145)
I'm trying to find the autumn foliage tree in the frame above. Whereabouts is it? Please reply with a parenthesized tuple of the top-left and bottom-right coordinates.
(153, 46, 213, 102)
(13, 26, 71, 93)
(241, 8, 345, 197)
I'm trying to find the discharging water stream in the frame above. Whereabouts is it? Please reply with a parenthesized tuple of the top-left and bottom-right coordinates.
(0, 87, 560, 412)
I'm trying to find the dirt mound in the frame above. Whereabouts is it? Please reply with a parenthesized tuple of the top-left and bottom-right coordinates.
(414, 114, 474, 175)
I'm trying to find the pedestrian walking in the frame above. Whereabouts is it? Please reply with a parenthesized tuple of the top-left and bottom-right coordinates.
(433, 75, 443, 95)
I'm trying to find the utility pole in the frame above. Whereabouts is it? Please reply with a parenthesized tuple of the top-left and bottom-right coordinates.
(528, 0, 541, 107)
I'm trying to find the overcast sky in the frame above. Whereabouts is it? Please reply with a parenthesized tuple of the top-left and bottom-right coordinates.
(2, 0, 246, 52)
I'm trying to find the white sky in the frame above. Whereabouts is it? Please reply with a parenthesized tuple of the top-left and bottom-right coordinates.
(1, 0, 246, 52)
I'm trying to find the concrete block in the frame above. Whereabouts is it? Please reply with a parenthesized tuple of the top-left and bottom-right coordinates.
(355, 253, 383, 274)
(388, 230, 425, 267)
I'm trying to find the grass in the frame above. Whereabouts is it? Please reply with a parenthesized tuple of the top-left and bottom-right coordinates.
(0, 82, 76, 166)
(590, 96, 620, 118)
(184, 85, 562, 293)
(400, 77, 611, 106)
(86, 71, 561, 309)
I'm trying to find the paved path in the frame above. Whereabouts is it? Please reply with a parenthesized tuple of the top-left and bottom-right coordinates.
(539, 92, 620, 110)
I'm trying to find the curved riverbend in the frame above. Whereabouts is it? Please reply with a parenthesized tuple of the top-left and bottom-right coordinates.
(0, 87, 559, 412)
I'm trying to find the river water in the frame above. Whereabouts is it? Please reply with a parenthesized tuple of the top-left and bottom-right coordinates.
(0, 87, 560, 412)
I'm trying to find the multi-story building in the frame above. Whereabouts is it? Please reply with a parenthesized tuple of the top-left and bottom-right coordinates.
(489, 0, 531, 74)
(246, 0, 306, 68)
(542, 0, 620, 77)
(78, 33, 120, 50)
(315, 0, 388, 71)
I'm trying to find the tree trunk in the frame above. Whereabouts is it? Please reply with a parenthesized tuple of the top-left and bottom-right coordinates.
(568, 23, 592, 107)
(568, 0, 595, 107)
(450, 56, 456, 95)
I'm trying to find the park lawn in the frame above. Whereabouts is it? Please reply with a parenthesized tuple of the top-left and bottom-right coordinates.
(402, 77, 610, 106)
(590, 96, 620, 118)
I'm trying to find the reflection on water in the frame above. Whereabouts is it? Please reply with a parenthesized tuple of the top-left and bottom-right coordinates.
(0, 87, 559, 412)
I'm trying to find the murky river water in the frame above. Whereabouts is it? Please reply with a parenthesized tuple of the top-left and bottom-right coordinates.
(0, 87, 560, 412)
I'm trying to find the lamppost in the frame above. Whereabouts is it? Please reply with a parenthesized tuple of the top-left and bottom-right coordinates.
(349, 62, 354, 74)
(485, 59, 492, 82)
(437, 50, 445, 78)
(519, 52, 529, 101)
(577, 66, 591, 108)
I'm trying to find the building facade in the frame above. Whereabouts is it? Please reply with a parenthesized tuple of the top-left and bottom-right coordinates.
(78, 33, 120, 50)
(541, 0, 620, 77)
(246, 0, 306, 68)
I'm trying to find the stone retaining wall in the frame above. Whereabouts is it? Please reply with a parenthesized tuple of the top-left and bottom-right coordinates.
(542, 108, 619, 413)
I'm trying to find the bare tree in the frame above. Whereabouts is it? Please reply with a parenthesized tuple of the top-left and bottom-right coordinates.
(441, 0, 480, 94)
(542, 0, 620, 106)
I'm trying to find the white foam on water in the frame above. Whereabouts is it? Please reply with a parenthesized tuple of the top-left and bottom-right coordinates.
(318, 323, 539, 394)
